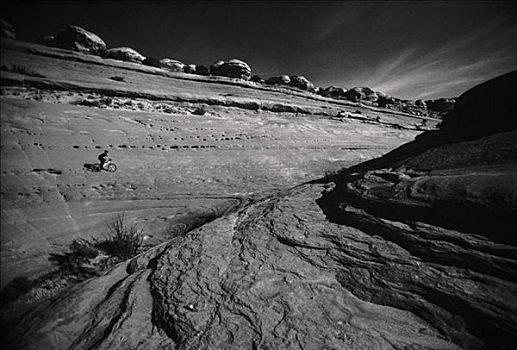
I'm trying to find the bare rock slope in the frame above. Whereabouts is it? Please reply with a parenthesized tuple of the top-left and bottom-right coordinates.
(2, 39, 515, 350)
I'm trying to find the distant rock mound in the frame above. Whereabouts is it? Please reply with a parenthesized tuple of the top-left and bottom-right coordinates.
(266, 75, 291, 85)
(289, 75, 315, 92)
(318, 86, 347, 99)
(0, 19, 15, 39)
(159, 58, 186, 72)
(345, 87, 378, 102)
(210, 59, 252, 80)
(41, 25, 106, 55)
(104, 47, 145, 63)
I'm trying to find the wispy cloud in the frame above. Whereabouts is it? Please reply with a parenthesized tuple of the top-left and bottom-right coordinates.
(341, 17, 517, 99)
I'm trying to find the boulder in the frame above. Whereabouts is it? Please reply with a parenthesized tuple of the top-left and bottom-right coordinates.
(159, 58, 186, 72)
(43, 25, 106, 55)
(104, 47, 145, 63)
(1, 19, 15, 39)
(376, 95, 397, 107)
(210, 59, 252, 80)
(344, 87, 364, 102)
(265, 75, 291, 85)
(289, 76, 315, 92)
(184, 64, 197, 74)
(319, 86, 347, 99)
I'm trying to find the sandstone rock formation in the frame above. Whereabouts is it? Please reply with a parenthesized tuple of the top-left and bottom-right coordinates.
(210, 59, 252, 80)
(104, 47, 146, 63)
(0, 19, 15, 39)
(344, 87, 363, 102)
(41, 25, 106, 55)
(289, 75, 315, 92)
(376, 93, 397, 107)
(2, 36, 514, 350)
(318, 86, 347, 99)
(184, 64, 197, 74)
(159, 58, 186, 72)
(345, 87, 378, 102)
(265, 74, 291, 85)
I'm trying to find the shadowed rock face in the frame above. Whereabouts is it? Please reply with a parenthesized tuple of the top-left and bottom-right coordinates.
(1, 41, 515, 349)
(42, 25, 106, 55)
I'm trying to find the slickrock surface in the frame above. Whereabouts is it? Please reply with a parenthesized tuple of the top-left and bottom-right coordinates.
(1, 38, 426, 289)
(3, 37, 514, 349)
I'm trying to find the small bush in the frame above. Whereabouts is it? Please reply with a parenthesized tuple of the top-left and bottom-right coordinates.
(192, 105, 207, 115)
(95, 213, 143, 260)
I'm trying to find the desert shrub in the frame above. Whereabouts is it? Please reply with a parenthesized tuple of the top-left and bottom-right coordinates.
(1, 64, 45, 78)
(109, 76, 126, 82)
(95, 213, 143, 260)
(192, 105, 207, 115)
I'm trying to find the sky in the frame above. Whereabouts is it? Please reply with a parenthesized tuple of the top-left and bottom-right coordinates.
(3, 1, 517, 100)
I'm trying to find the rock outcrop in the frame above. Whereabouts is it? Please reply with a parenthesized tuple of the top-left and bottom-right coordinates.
(345, 87, 378, 102)
(159, 58, 186, 72)
(289, 75, 315, 92)
(265, 75, 291, 86)
(0, 19, 15, 39)
(184, 64, 197, 74)
(210, 59, 252, 80)
(104, 47, 146, 63)
(40, 25, 106, 55)
(318, 86, 347, 99)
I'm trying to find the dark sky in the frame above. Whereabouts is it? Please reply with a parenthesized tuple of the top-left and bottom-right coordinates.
(3, 1, 517, 99)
